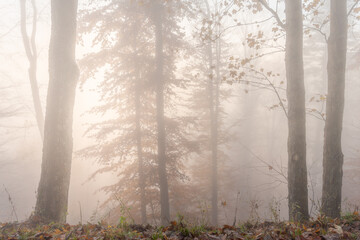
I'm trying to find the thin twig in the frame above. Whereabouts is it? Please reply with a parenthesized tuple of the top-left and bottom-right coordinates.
(243, 67, 288, 118)
(78, 201, 83, 224)
(3, 185, 18, 222)
(232, 191, 241, 226)
(305, 26, 328, 42)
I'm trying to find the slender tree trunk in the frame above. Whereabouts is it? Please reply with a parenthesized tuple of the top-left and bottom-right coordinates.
(135, 58, 147, 225)
(34, 0, 78, 223)
(153, 1, 170, 225)
(131, 20, 147, 224)
(285, 0, 309, 221)
(210, 43, 218, 226)
(322, 0, 347, 218)
(203, 0, 219, 226)
(212, 16, 222, 227)
(20, 0, 44, 140)
(206, 38, 218, 225)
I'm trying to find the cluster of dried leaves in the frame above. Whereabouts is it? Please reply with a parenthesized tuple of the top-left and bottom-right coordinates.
(1, 213, 360, 239)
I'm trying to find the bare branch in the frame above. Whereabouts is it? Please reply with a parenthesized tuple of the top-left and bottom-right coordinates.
(31, 0, 38, 61)
(257, 0, 286, 29)
(305, 26, 328, 42)
(237, 141, 288, 182)
(216, 16, 273, 39)
(348, 0, 360, 16)
(0, 22, 20, 40)
(20, 0, 34, 61)
(20, 0, 44, 139)
(243, 67, 288, 118)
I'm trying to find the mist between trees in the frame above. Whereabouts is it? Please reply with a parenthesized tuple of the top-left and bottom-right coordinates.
(0, 0, 360, 226)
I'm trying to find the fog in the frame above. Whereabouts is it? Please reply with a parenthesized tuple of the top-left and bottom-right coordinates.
(0, 0, 359, 226)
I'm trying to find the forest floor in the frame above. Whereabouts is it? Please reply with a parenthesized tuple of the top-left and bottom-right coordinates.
(1, 213, 360, 240)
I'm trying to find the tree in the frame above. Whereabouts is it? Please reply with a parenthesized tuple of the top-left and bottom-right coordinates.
(34, 0, 79, 223)
(20, 0, 44, 139)
(151, 1, 170, 225)
(79, 1, 155, 224)
(79, 0, 196, 225)
(201, 0, 221, 226)
(135, 37, 147, 225)
(322, 0, 348, 218)
(252, 0, 309, 221)
(284, 0, 309, 222)
(188, 0, 239, 225)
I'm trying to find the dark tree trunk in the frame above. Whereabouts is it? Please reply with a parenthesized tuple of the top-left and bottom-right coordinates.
(322, 0, 347, 218)
(153, 2, 170, 225)
(34, 0, 78, 223)
(20, 0, 44, 140)
(285, 0, 309, 221)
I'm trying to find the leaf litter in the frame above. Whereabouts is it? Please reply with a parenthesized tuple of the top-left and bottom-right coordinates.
(1, 213, 360, 239)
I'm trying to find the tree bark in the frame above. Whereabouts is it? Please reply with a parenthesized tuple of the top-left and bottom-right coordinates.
(285, 0, 309, 221)
(20, 0, 44, 140)
(153, 1, 170, 225)
(34, 0, 78, 223)
(322, 0, 347, 218)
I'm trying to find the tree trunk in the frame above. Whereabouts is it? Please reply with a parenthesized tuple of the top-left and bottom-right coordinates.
(203, 0, 219, 226)
(34, 0, 78, 223)
(135, 58, 147, 225)
(205, 37, 218, 226)
(20, 0, 44, 140)
(210, 42, 218, 226)
(285, 0, 309, 221)
(212, 15, 221, 227)
(131, 20, 147, 224)
(322, 0, 347, 218)
(153, 1, 170, 225)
